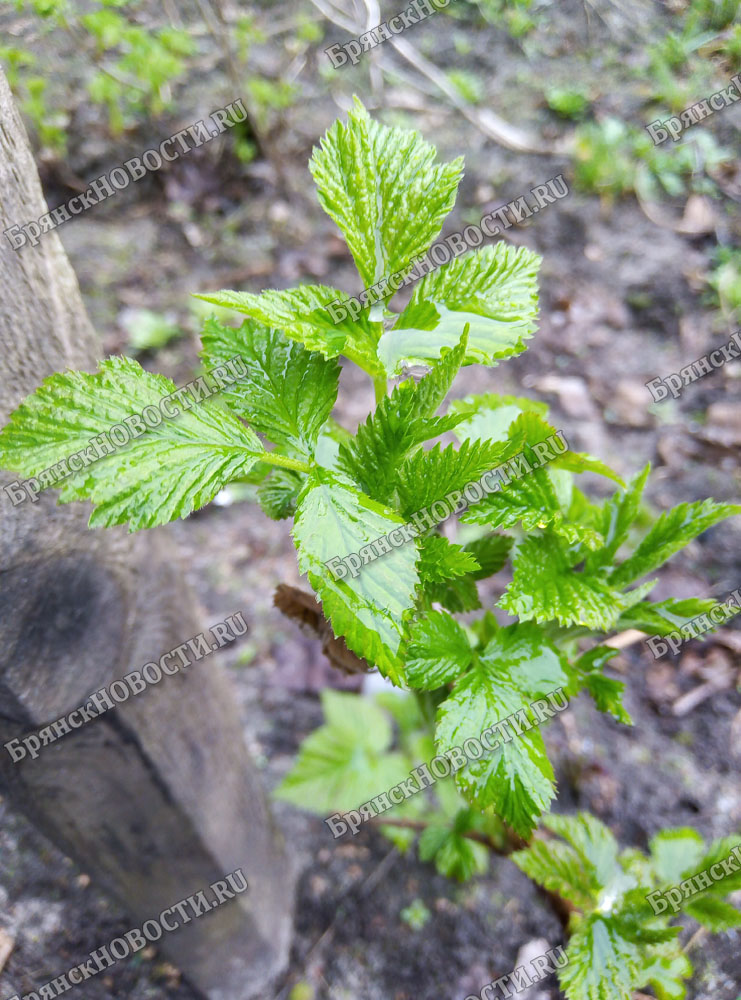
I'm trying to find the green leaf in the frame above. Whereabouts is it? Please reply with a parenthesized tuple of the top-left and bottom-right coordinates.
(618, 849, 655, 889)
(404, 610, 473, 689)
(585, 674, 631, 724)
(417, 532, 487, 610)
(691, 836, 741, 894)
(461, 469, 563, 531)
(640, 945, 692, 1000)
(195, 284, 382, 375)
(309, 96, 463, 290)
(338, 336, 468, 503)
(0, 356, 263, 530)
(560, 914, 643, 1000)
(649, 828, 706, 885)
(199, 317, 339, 457)
(410, 331, 470, 416)
(551, 450, 624, 486)
(586, 465, 650, 573)
(543, 813, 619, 888)
(382, 820, 421, 853)
(613, 909, 680, 945)
(547, 463, 573, 509)
(275, 690, 409, 813)
(314, 419, 351, 471)
(512, 838, 599, 909)
(395, 437, 518, 518)
(437, 671, 556, 837)
(462, 463, 563, 532)
(572, 645, 620, 680)
(238, 458, 272, 486)
(434, 624, 569, 835)
(573, 646, 632, 724)
(479, 623, 571, 698)
(611, 499, 741, 587)
(427, 574, 481, 613)
(399, 898, 432, 928)
(417, 534, 480, 584)
(500, 533, 629, 630)
(617, 597, 722, 636)
(292, 469, 419, 684)
(463, 533, 513, 579)
(450, 393, 549, 444)
(460, 412, 604, 550)
(418, 825, 489, 881)
(257, 467, 302, 519)
(469, 610, 501, 647)
(378, 244, 541, 375)
(374, 691, 424, 737)
(567, 486, 606, 538)
(322, 686, 388, 737)
(683, 895, 741, 931)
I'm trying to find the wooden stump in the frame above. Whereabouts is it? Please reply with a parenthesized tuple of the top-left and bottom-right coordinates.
(0, 68, 293, 999)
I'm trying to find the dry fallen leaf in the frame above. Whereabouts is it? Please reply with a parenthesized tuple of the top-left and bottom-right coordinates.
(273, 584, 371, 675)
(611, 380, 654, 428)
(0, 928, 14, 975)
(532, 375, 597, 421)
(702, 401, 741, 448)
(680, 194, 717, 236)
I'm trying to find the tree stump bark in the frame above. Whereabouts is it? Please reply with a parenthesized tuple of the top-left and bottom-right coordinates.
(0, 69, 293, 999)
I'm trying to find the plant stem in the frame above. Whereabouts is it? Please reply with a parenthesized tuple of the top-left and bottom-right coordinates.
(367, 815, 527, 855)
(261, 452, 312, 473)
(369, 815, 501, 850)
(374, 375, 387, 404)
(370, 817, 572, 928)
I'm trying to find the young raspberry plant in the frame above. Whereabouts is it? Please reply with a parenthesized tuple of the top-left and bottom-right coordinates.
(1, 99, 739, 1000)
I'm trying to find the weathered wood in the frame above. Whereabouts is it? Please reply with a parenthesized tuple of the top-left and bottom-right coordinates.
(0, 69, 293, 999)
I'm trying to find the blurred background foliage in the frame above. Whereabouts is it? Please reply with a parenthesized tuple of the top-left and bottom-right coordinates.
(2, 0, 739, 342)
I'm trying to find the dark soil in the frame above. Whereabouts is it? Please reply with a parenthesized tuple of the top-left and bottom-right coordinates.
(1, 1, 739, 998)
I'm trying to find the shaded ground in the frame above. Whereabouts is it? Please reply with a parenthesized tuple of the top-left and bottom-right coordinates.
(0, 1, 739, 998)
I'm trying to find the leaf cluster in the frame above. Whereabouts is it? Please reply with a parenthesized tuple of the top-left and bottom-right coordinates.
(1, 101, 739, 1000)
(514, 816, 741, 1000)
(2, 98, 738, 829)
